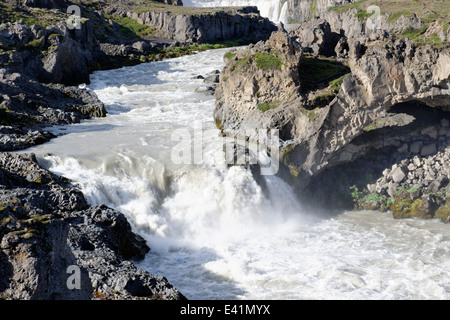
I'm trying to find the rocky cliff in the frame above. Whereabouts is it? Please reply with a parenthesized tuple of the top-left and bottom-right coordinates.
(285, 0, 450, 44)
(125, 6, 277, 44)
(0, 152, 185, 299)
(286, 0, 341, 23)
(215, 18, 450, 220)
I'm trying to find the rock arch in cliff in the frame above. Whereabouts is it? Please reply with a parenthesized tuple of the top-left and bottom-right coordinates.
(300, 99, 450, 210)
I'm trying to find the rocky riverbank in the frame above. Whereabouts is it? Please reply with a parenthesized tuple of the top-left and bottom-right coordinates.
(214, 9, 450, 221)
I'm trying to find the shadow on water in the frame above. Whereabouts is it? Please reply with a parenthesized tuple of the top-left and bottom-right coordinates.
(103, 102, 133, 115)
(139, 246, 248, 300)
(44, 122, 118, 137)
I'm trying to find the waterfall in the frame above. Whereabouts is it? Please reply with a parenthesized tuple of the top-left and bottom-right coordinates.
(183, 0, 289, 24)
(25, 48, 450, 300)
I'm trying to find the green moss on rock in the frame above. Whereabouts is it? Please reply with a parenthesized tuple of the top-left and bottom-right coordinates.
(390, 192, 433, 219)
(435, 199, 450, 223)
(254, 52, 283, 70)
(258, 100, 281, 112)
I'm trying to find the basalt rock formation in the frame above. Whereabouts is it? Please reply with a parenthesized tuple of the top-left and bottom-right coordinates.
(0, 152, 185, 299)
(124, 6, 277, 44)
(214, 21, 450, 220)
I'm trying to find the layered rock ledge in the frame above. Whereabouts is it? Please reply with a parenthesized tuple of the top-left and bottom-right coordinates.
(124, 6, 277, 44)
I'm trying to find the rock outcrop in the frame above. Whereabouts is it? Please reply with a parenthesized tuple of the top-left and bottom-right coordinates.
(214, 26, 303, 140)
(0, 68, 106, 151)
(125, 6, 277, 44)
(286, 0, 342, 24)
(215, 17, 450, 220)
(0, 20, 97, 85)
(0, 152, 185, 300)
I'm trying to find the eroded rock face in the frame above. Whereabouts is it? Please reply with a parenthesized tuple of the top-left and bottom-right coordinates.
(214, 17, 450, 218)
(214, 26, 303, 140)
(286, 0, 343, 24)
(0, 153, 185, 300)
(0, 20, 97, 85)
(126, 7, 277, 44)
(0, 68, 106, 151)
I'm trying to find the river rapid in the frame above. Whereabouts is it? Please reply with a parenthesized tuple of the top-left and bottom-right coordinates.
(24, 48, 450, 300)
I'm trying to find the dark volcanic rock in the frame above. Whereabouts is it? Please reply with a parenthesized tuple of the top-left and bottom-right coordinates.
(0, 68, 106, 151)
(0, 20, 97, 86)
(0, 152, 184, 300)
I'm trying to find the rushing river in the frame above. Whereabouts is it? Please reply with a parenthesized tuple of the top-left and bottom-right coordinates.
(24, 48, 450, 300)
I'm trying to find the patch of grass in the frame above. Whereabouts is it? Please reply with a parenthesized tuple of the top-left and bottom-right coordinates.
(328, 0, 367, 14)
(113, 16, 156, 38)
(401, 25, 428, 40)
(387, 10, 414, 23)
(355, 9, 373, 21)
(232, 55, 251, 72)
(24, 37, 44, 49)
(422, 12, 439, 24)
(224, 51, 236, 60)
(0, 2, 67, 27)
(444, 21, 450, 32)
(258, 100, 282, 112)
(361, 192, 384, 203)
(254, 52, 283, 70)
(231, 50, 284, 73)
(329, 73, 351, 93)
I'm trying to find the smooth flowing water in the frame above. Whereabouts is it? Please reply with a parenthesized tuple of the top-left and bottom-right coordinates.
(25, 48, 450, 300)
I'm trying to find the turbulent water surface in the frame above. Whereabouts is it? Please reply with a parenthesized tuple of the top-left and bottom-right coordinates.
(25, 48, 450, 300)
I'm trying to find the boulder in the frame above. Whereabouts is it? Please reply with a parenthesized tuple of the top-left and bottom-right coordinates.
(421, 144, 437, 157)
(391, 166, 406, 183)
